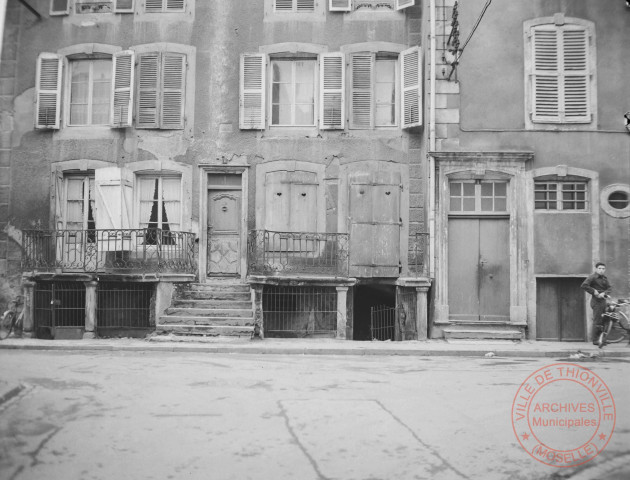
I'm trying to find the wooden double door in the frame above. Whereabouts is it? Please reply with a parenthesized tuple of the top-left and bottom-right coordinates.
(536, 278, 586, 341)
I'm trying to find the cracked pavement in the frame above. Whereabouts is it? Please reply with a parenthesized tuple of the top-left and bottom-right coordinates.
(0, 351, 628, 480)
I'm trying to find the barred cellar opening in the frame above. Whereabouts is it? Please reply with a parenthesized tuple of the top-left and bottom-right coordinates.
(262, 286, 337, 338)
(97, 283, 154, 338)
(353, 284, 396, 341)
(35, 282, 86, 340)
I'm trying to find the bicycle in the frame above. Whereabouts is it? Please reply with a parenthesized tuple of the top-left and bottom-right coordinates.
(0, 295, 24, 340)
(596, 297, 630, 349)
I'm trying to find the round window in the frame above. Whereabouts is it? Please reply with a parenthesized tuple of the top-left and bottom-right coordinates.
(608, 191, 629, 210)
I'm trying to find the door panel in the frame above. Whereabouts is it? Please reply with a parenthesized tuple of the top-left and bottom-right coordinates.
(208, 190, 241, 275)
(478, 218, 510, 321)
(448, 218, 480, 320)
(536, 278, 586, 341)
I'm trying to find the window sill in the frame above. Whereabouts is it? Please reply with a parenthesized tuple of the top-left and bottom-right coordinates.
(53, 126, 122, 141)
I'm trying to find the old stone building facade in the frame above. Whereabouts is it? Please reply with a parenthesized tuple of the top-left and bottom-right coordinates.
(0, 0, 628, 342)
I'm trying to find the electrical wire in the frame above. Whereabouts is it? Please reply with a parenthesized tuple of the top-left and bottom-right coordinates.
(458, 0, 492, 60)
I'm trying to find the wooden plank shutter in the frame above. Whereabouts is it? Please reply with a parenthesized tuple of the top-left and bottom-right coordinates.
(35, 53, 62, 129)
(50, 0, 70, 15)
(52, 167, 65, 229)
(161, 53, 186, 129)
(562, 27, 590, 122)
(240, 54, 266, 130)
(329, 0, 351, 12)
(145, 0, 164, 12)
(111, 50, 135, 128)
(531, 26, 560, 122)
(136, 53, 160, 128)
(320, 53, 345, 130)
(400, 46, 422, 128)
(166, 0, 185, 11)
(95, 167, 134, 251)
(350, 53, 373, 129)
(395, 0, 415, 10)
(296, 0, 315, 12)
(114, 0, 135, 13)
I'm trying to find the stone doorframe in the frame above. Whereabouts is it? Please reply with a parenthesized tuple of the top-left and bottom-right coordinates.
(198, 163, 250, 281)
(430, 152, 533, 332)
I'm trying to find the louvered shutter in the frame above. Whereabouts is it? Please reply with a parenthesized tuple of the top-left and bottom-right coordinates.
(240, 54, 266, 130)
(136, 53, 159, 128)
(296, 0, 315, 12)
(274, 0, 293, 12)
(562, 27, 590, 122)
(161, 53, 185, 129)
(400, 46, 422, 128)
(395, 0, 415, 10)
(329, 0, 351, 12)
(145, 0, 163, 12)
(35, 53, 62, 129)
(111, 50, 135, 128)
(350, 53, 373, 129)
(532, 26, 560, 122)
(114, 0, 135, 13)
(50, 0, 70, 15)
(320, 53, 345, 130)
(166, 0, 185, 11)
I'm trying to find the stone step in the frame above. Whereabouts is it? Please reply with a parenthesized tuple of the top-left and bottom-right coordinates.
(164, 308, 253, 318)
(188, 283, 250, 293)
(173, 300, 253, 309)
(179, 291, 251, 301)
(158, 315, 255, 326)
(443, 327, 524, 340)
(156, 324, 254, 337)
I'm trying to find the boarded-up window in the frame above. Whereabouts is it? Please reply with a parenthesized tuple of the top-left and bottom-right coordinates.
(264, 170, 318, 232)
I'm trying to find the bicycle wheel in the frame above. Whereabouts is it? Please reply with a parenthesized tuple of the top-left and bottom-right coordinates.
(0, 311, 15, 340)
(606, 312, 629, 344)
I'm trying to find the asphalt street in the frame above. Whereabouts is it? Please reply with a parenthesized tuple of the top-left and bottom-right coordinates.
(0, 351, 628, 480)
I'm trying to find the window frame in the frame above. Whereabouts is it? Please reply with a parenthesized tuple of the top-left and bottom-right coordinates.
(144, 0, 185, 13)
(62, 174, 96, 232)
(135, 174, 183, 233)
(273, 0, 316, 13)
(66, 57, 113, 127)
(600, 184, 630, 219)
(524, 14, 597, 130)
(448, 180, 509, 215)
(269, 57, 318, 128)
(534, 180, 589, 212)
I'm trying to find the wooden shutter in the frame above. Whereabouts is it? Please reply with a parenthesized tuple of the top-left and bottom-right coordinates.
(562, 27, 590, 122)
(136, 53, 160, 128)
(145, 0, 164, 12)
(531, 26, 560, 122)
(274, 0, 293, 12)
(329, 0, 351, 12)
(296, 0, 315, 12)
(240, 54, 266, 130)
(166, 0, 185, 11)
(35, 53, 62, 129)
(350, 53, 373, 129)
(114, 0, 135, 13)
(52, 167, 65, 229)
(161, 53, 186, 129)
(95, 167, 134, 251)
(111, 50, 135, 128)
(50, 0, 70, 15)
(395, 0, 415, 10)
(400, 46, 422, 128)
(320, 53, 345, 130)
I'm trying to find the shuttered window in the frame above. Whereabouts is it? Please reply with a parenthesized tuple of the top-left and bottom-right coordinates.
(136, 52, 186, 129)
(68, 59, 113, 126)
(145, 0, 185, 12)
(320, 53, 345, 129)
(274, 0, 315, 13)
(270, 59, 316, 126)
(35, 53, 63, 129)
(240, 54, 266, 130)
(111, 50, 135, 127)
(529, 23, 592, 124)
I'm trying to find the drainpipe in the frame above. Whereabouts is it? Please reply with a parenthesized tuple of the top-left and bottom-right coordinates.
(0, 0, 7, 68)
(428, 0, 436, 278)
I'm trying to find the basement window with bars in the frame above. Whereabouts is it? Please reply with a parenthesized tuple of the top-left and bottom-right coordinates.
(97, 282, 154, 334)
(525, 15, 595, 127)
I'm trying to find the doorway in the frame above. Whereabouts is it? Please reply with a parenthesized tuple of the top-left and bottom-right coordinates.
(353, 284, 396, 340)
(536, 277, 586, 341)
(207, 174, 242, 276)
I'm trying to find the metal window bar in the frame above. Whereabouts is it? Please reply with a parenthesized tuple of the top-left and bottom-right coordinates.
(262, 286, 337, 338)
(34, 282, 86, 337)
(97, 282, 154, 332)
(370, 304, 396, 341)
(22, 229, 196, 274)
(248, 230, 349, 276)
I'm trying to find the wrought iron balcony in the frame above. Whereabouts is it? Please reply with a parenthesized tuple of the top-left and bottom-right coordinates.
(248, 230, 349, 277)
(408, 232, 430, 277)
(22, 229, 196, 275)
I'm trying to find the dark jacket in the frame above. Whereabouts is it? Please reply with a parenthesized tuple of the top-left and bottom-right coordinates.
(581, 273, 612, 304)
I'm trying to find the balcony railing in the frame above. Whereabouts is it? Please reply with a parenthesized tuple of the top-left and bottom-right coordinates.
(22, 229, 196, 274)
(408, 232, 430, 277)
(248, 230, 349, 277)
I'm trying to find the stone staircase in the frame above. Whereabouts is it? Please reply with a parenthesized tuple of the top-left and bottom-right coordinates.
(442, 322, 525, 341)
(157, 281, 255, 337)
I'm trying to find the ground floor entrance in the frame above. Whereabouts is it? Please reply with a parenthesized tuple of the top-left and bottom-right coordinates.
(536, 277, 587, 341)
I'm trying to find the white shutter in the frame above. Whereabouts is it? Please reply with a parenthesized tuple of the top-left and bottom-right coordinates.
(161, 53, 186, 129)
(532, 26, 560, 122)
(136, 52, 160, 128)
(329, 0, 351, 12)
(166, 0, 185, 11)
(111, 50, 135, 128)
(240, 54, 266, 130)
(320, 53, 345, 130)
(50, 0, 70, 16)
(296, 0, 315, 12)
(400, 46, 422, 128)
(35, 53, 62, 130)
(145, 0, 164, 12)
(396, 0, 415, 10)
(52, 167, 65, 229)
(274, 0, 293, 12)
(95, 168, 134, 250)
(114, 0, 135, 13)
(350, 53, 373, 129)
(562, 27, 590, 122)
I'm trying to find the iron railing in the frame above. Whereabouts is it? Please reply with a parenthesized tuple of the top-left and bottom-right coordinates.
(22, 229, 196, 274)
(248, 230, 349, 276)
(408, 232, 430, 277)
